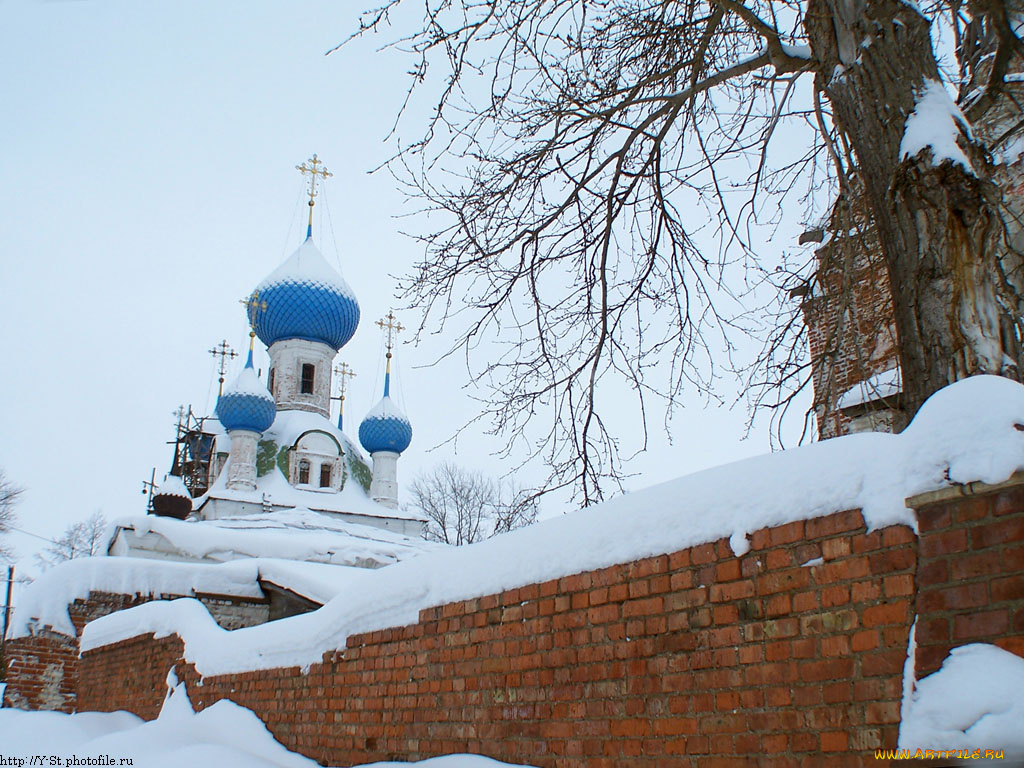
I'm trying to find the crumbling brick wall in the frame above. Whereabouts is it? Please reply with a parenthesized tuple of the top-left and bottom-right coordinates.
(2, 590, 268, 712)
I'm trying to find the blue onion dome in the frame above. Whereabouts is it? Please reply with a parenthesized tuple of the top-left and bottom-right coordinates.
(359, 396, 413, 454)
(216, 352, 276, 433)
(247, 238, 360, 352)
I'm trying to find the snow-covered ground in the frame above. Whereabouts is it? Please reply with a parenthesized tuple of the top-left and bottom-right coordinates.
(0, 675, 535, 768)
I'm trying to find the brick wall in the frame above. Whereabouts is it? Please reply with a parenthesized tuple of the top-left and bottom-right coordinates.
(1, 590, 268, 712)
(2, 593, 148, 712)
(12, 479, 1023, 765)
(79, 633, 184, 721)
(913, 476, 1024, 677)
(77, 508, 919, 767)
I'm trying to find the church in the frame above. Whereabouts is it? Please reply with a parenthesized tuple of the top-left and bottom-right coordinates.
(109, 155, 438, 571)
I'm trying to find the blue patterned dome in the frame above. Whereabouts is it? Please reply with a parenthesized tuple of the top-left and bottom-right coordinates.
(248, 238, 360, 352)
(216, 352, 276, 433)
(359, 396, 413, 454)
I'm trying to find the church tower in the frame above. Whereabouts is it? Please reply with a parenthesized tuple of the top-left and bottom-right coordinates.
(246, 155, 359, 419)
(359, 311, 413, 509)
(215, 333, 276, 491)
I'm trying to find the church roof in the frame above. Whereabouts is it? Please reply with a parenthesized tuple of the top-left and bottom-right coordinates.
(109, 507, 441, 568)
(215, 352, 276, 433)
(359, 396, 413, 454)
(248, 238, 360, 352)
(202, 409, 428, 523)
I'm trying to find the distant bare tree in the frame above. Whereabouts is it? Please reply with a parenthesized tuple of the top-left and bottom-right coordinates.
(35, 511, 108, 570)
(412, 463, 538, 545)
(0, 470, 21, 563)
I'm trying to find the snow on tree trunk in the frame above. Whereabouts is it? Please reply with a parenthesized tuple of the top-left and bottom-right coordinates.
(807, 0, 1023, 421)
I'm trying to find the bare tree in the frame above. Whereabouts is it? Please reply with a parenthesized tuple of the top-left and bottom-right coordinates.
(342, 0, 1024, 503)
(0, 471, 21, 563)
(411, 463, 539, 545)
(34, 511, 109, 570)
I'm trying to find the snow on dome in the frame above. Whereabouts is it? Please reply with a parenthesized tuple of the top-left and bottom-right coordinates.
(154, 474, 191, 501)
(359, 396, 413, 454)
(216, 360, 275, 434)
(249, 238, 360, 352)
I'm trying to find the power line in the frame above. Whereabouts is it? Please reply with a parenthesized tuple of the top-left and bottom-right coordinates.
(6, 525, 61, 546)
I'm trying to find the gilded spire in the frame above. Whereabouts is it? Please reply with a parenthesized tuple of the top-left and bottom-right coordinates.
(209, 340, 237, 398)
(246, 330, 256, 368)
(333, 361, 356, 430)
(296, 154, 332, 239)
(375, 310, 405, 396)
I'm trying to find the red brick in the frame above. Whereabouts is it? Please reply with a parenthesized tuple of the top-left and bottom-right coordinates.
(972, 517, 1024, 550)
(994, 487, 1024, 516)
(862, 600, 909, 628)
(691, 543, 717, 565)
(821, 585, 850, 607)
(916, 559, 948, 588)
(951, 551, 1005, 580)
(942, 582, 989, 610)
(953, 609, 1010, 641)
(715, 560, 741, 582)
(710, 580, 754, 603)
(992, 574, 1024, 603)
(770, 521, 805, 547)
(851, 629, 879, 652)
(920, 528, 968, 559)
(882, 526, 916, 546)
(805, 509, 864, 539)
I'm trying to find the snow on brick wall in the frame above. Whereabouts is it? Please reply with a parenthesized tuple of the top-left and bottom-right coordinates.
(2, 593, 148, 712)
(1, 591, 268, 713)
(76, 507, 918, 766)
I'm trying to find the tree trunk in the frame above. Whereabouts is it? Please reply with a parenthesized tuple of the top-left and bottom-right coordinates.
(805, 0, 1023, 421)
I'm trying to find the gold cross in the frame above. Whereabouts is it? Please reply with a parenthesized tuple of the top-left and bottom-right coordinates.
(375, 311, 405, 358)
(333, 362, 356, 400)
(296, 154, 332, 233)
(241, 292, 267, 316)
(332, 362, 356, 430)
(208, 341, 237, 397)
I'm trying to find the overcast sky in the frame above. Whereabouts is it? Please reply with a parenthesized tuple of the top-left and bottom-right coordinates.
(0, 0, 809, 575)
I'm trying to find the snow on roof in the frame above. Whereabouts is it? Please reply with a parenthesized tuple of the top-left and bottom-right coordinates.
(197, 409, 427, 522)
(364, 395, 410, 424)
(82, 376, 1024, 676)
(113, 507, 440, 567)
(7, 557, 264, 638)
(6, 555, 366, 640)
(255, 238, 356, 302)
(836, 366, 902, 410)
(900, 643, 1024, 758)
(223, 363, 273, 401)
(900, 79, 974, 173)
(155, 474, 191, 500)
(254, 559, 368, 605)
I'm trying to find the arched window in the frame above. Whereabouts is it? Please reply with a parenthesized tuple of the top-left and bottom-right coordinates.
(298, 459, 310, 485)
(319, 463, 332, 488)
(268, 368, 275, 395)
(300, 363, 315, 394)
